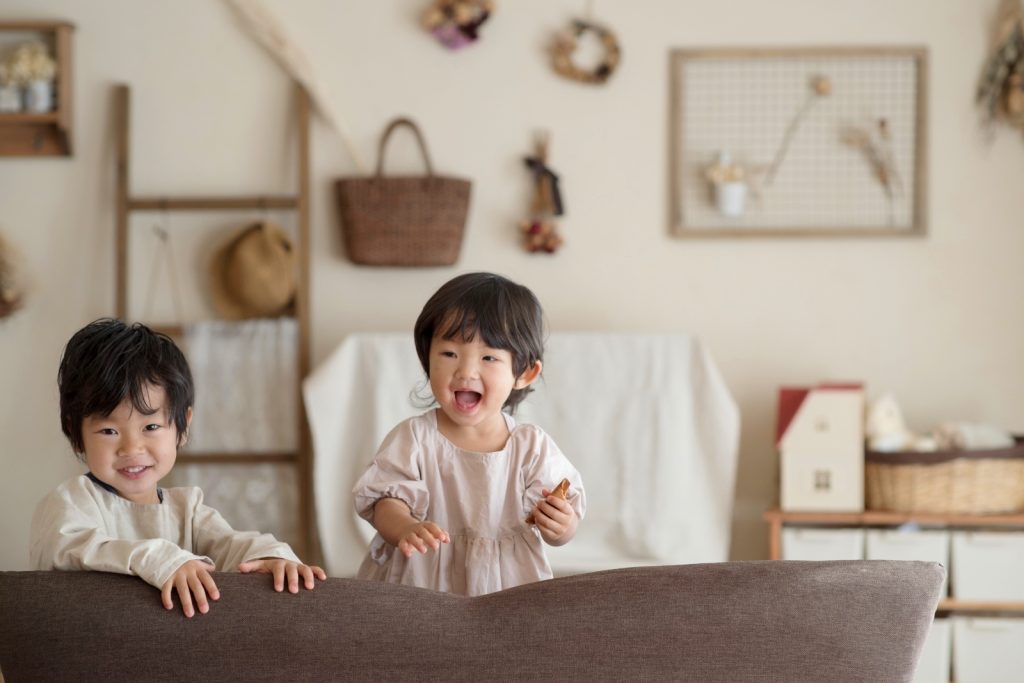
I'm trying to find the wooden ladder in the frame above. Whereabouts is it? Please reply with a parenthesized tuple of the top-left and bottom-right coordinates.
(112, 83, 316, 561)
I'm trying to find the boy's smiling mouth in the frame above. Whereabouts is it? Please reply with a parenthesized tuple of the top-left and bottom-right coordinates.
(454, 390, 482, 411)
(118, 465, 152, 479)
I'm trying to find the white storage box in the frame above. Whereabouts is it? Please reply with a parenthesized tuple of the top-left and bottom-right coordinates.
(912, 618, 951, 683)
(953, 617, 1024, 683)
(866, 528, 949, 596)
(781, 527, 864, 561)
(951, 531, 1024, 601)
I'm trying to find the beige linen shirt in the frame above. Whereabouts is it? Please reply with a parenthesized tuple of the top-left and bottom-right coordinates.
(353, 410, 586, 596)
(30, 474, 299, 589)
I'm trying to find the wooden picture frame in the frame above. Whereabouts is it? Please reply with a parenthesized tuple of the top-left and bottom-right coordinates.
(669, 46, 928, 238)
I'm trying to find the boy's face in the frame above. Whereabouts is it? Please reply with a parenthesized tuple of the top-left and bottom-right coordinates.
(80, 384, 189, 505)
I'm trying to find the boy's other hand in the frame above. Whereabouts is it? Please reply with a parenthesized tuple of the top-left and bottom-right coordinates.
(162, 559, 219, 617)
(238, 558, 327, 593)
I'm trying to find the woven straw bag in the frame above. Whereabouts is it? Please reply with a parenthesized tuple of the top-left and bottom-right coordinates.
(865, 438, 1024, 514)
(335, 117, 471, 266)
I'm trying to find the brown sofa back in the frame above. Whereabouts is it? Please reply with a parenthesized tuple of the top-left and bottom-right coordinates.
(0, 560, 943, 682)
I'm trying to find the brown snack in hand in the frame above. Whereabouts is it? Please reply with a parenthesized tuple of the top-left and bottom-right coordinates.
(525, 478, 571, 524)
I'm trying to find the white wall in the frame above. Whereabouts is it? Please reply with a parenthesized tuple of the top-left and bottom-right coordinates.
(2, 0, 1022, 570)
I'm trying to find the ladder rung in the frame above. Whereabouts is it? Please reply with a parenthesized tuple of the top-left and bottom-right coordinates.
(177, 451, 298, 464)
(128, 195, 300, 211)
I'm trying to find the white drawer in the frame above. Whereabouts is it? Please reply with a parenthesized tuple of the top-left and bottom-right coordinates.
(781, 527, 864, 561)
(866, 528, 949, 596)
(912, 618, 950, 683)
(953, 617, 1024, 683)
(951, 531, 1024, 601)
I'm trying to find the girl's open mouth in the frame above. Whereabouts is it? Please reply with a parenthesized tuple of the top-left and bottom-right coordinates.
(454, 390, 482, 411)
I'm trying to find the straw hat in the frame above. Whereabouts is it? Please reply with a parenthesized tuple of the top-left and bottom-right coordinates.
(208, 221, 297, 320)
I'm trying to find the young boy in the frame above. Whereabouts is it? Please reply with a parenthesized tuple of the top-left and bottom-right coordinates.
(30, 318, 326, 617)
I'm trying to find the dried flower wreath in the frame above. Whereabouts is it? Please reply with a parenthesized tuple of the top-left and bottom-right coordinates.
(551, 18, 621, 85)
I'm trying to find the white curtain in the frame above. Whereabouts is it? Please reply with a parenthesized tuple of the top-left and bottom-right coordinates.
(184, 318, 297, 452)
(170, 318, 300, 549)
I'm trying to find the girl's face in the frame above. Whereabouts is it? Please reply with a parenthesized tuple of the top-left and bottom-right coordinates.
(428, 333, 539, 444)
(80, 383, 190, 505)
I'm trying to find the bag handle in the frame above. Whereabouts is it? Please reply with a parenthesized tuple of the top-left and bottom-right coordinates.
(376, 117, 436, 178)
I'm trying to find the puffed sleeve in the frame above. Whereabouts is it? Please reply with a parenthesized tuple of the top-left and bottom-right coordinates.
(352, 417, 431, 524)
(519, 426, 586, 521)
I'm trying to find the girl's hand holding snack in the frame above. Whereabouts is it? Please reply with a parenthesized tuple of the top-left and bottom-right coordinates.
(528, 479, 578, 546)
(395, 520, 451, 558)
(162, 559, 220, 617)
(238, 558, 327, 593)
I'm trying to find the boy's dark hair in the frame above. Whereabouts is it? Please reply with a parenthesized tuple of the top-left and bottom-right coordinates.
(414, 272, 545, 413)
(58, 318, 194, 454)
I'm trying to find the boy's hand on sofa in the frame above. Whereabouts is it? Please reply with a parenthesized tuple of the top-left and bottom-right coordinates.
(162, 559, 220, 618)
(531, 489, 578, 546)
(396, 521, 450, 559)
(238, 558, 327, 593)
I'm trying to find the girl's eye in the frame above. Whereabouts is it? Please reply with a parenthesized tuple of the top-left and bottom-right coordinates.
(98, 428, 117, 436)
(440, 350, 456, 358)
(144, 423, 162, 432)
(483, 355, 498, 362)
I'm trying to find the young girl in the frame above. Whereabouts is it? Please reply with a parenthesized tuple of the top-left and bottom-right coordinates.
(30, 318, 326, 617)
(352, 272, 585, 596)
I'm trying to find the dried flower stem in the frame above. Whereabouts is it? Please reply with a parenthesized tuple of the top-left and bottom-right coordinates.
(765, 75, 831, 186)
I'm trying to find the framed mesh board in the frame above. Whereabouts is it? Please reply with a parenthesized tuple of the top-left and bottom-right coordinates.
(669, 46, 928, 237)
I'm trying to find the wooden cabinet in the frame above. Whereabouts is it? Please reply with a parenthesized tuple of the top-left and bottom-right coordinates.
(0, 20, 73, 156)
(763, 508, 1024, 613)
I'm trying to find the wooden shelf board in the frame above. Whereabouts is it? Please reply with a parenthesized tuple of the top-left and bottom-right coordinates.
(937, 599, 1024, 612)
(0, 21, 74, 31)
(0, 112, 60, 124)
(763, 508, 1024, 527)
(177, 451, 298, 465)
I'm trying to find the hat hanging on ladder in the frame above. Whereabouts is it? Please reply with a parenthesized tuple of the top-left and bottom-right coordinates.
(207, 221, 297, 320)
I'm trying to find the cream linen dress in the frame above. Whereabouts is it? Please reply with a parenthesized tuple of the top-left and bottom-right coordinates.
(353, 409, 585, 596)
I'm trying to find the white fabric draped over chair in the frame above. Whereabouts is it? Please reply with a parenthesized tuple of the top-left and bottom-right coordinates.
(304, 332, 740, 578)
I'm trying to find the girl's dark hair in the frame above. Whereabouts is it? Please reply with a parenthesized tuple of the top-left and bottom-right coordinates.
(414, 272, 545, 413)
(58, 318, 194, 454)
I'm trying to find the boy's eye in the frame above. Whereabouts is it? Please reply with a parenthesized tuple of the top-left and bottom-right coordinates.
(440, 350, 456, 358)
(483, 355, 499, 362)
(98, 428, 117, 436)
(144, 423, 162, 432)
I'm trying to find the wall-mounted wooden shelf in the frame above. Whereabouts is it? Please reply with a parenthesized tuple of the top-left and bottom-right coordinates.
(0, 20, 74, 156)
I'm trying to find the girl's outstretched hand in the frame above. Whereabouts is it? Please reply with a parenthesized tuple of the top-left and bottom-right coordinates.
(396, 520, 450, 558)
(238, 558, 327, 593)
(162, 558, 220, 617)
(531, 488, 579, 546)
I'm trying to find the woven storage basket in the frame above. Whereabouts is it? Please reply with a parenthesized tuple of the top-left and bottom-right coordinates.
(335, 117, 471, 267)
(865, 438, 1024, 514)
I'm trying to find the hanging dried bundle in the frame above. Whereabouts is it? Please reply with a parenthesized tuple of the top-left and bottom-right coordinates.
(976, 0, 1024, 130)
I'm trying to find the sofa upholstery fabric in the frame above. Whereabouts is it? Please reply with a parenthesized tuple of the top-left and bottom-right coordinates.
(0, 560, 943, 682)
